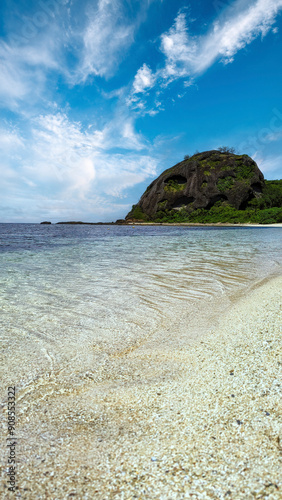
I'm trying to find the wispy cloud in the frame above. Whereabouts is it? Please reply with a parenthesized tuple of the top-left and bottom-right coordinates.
(262, 130, 282, 142)
(160, 12, 197, 82)
(0, 0, 158, 106)
(75, 0, 136, 82)
(132, 63, 156, 94)
(130, 0, 282, 106)
(0, 111, 158, 220)
(255, 153, 282, 177)
(68, 0, 162, 84)
(0, 126, 24, 151)
(27, 111, 155, 195)
(194, 0, 282, 72)
(0, 25, 64, 108)
(1, 0, 281, 220)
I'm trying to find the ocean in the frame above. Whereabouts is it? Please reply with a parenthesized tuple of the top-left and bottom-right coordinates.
(1, 223, 282, 401)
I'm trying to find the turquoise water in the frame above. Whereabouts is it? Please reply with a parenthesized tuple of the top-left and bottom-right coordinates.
(0, 224, 282, 399)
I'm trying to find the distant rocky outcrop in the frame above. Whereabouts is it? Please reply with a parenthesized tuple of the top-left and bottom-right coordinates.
(126, 150, 265, 220)
(40, 221, 52, 224)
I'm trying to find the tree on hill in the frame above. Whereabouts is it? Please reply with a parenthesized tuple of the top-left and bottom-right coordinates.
(218, 146, 236, 154)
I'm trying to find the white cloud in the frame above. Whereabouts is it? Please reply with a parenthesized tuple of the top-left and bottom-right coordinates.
(254, 153, 282, 177)
(0, 126, 26, 194)
(0, 1, 133, 105)
(196, 0, 282, 73)
(74, 0, 136, 82)
(130, 0, 282, 104)
(92, 152, 157, 197)
(28, 113, 99, 197)
(0, 46, 29, 104)
(262, 130, 282, 142)
(160, 12, 197, 81)
(166, 0, 282, 77)
(0, 0, 158, 104)
(0, 29, 62, 107)
(0, 111, 158, 220)
(133, 64, 156, 93)
(74, 0, 162, 83)
(99, 111, 148, 151)
(0, 126, 24, 151)
(27, 111, 156, 196)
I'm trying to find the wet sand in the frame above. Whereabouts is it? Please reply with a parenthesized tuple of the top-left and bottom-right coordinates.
(1, 275, 281, 499)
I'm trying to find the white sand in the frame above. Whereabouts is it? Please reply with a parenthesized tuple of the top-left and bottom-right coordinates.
(127, 223, 282, 227)
(1, 276, 281, 499)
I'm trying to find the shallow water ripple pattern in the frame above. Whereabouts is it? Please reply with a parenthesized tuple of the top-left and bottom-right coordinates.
(0, 224, 281, 397)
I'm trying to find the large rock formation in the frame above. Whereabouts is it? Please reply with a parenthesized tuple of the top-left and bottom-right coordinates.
(126, 150, 265, 220)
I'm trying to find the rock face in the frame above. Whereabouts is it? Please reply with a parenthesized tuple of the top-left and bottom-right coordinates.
(126, 151, 265, 220)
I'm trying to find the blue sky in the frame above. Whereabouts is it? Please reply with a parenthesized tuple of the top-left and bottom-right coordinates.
(0, 0, 282, 222)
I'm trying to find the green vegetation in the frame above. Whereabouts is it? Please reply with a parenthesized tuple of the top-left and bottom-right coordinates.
(128, 205, 149, 221)
(154, 204, 282, 224)
(217, 176, 234, 192)
(201, 160, 219, 169)
(129, 144, 282, 225)
(149, 180, 282, 224)
(260, 180, 282, 208)
(164, 179, 185, 192)
(198, 153, 255, 181)
(157, 200, 168, 209)
(248, 180, 282, 210)
(235, 160, 254, 179)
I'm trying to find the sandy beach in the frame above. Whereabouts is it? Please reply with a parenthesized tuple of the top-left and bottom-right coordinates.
(123, 223, 282, 228)
(1, 273, 281, 499)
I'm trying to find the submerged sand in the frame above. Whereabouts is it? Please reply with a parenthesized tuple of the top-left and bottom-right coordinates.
(1, 276, 281, 499)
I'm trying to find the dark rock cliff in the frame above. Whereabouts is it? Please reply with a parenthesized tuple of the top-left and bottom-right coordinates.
(126, 150, 265, 220)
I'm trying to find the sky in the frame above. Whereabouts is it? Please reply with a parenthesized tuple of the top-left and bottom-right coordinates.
(0, 0, 282, 222)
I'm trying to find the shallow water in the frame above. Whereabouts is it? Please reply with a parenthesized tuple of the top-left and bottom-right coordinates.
(0, 224, 282, 399)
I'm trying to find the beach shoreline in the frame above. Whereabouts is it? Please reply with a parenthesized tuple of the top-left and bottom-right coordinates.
(1, 273, 281, 499)
(40, 221, 282, 227)
(123, 222, 282, 228)
(85, 274, 281, 500)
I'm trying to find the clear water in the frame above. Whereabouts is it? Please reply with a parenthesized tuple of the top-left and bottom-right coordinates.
(0, 224, 281, 400)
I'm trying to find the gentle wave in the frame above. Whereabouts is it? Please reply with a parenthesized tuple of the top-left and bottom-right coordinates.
(0, 225, 281, 398)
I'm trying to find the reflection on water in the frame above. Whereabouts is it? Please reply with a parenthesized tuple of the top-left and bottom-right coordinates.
(0, 224, 281, 398)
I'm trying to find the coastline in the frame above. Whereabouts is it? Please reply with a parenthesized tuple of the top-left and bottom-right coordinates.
(3, 273, 281, 499)
(123, 222, 282, 228)
(41, 221, 282, 227)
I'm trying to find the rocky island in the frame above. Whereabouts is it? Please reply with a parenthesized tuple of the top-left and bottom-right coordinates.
(126, 150, 282, 224)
